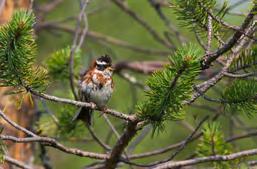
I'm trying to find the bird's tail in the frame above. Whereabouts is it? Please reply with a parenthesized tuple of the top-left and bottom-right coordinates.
(72, 107, 92, 126)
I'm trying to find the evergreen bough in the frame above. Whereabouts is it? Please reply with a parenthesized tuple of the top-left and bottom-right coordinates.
(0, 10, 47, 92)
(0, 127, 5, 164)
(173, 0, 228, 35)
(137, 45, 201, 132)
(45, 47, 81, 81)
(222, 79, 257, 117)
(229, 45, 257, 72)
(196, 122, 233, 169)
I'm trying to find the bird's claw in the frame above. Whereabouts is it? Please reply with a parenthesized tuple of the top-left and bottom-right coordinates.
(99, 106, 108, 117)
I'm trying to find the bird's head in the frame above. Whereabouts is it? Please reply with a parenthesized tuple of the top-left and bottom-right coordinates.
(93, 55, 114, 76)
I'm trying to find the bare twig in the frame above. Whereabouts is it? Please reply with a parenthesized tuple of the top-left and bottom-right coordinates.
(148, 0, 186, 43)
(115, 61, 166, 74)
(226, 130, 257, 142)
(0, 110, 37, 137)
(40, 99, 59, 125)
(36, 22, 170, 56)
(224, 72, 255, 78)
(153, 148, 257, 169)
(125, 116, 208, 168)
(228, 0, 249, 11)
(117, 72, 147, 90)
(206, 14, 212, 54)
(4, 155, 32, 169)
(188, 22, 257, 104)
(201, 4, 257, 69)
(199, 2, 240, 31)
(104, 121, 138, 169)
(194, 28, 207, 50)
(101, 32, 256, 167)
(77, 1, 89, 49)
(68, 0, 89, 100)
(129, 122, 257, 161)
(102, 114, 134, 169)
(0, 0, 5, 15)
(110, 0, 174, 49)
(0, 109, 108, 160)
(37, 0, 63, 13)
(248, 160, 257, 166)
(29, 89, 135, 122)
(87, 125, 111, 151)
(165, 116, 209, 161)
(0, 135, 108, 160)
(128, 133, 201, 160)
(127, 125, 151, 153)
(39, 144, 53, 169)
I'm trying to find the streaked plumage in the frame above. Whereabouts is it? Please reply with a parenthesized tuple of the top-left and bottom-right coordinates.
(72, 55, 114, 125)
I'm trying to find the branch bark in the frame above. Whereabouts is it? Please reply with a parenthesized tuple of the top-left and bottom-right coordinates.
(104, 121, 138, 169)
(153, 148, 257, 169)
(201, 4, 257, 69)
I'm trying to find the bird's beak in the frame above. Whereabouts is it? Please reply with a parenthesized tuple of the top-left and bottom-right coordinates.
(108, 67, 114, 72)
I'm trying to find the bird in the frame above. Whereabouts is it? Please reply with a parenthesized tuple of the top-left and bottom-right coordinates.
(72, 55, 114, 126)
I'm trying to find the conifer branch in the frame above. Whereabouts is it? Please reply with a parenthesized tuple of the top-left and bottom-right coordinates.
(188, 22, 257, 104)
(29, 89, 136, 121)
(0, 110, 108, 160)
(0, 10, 47, 91)
(201, 3, 257, 69)
(104, 121, 138, 169)
(153, 148, 257, 169)
(4, 155, 32, 169)
(138, 45, 201, 130)
(2, 2, 257, 169)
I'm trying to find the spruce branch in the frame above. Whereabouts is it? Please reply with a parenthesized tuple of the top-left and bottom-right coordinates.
(45, 46, 81, 81)
(222, 79, 257, 116)
(229, 45, 257, 72)
(196, 122, 233, 169)
(29, 89, 135, 121)
(137, 45, 201, 132)
(0, 130, 5, 164)
(0, 10, 47, 92)
(173, 0, 228, 35)
(153, 148, 257, 169)
(201, 3, 257, 69)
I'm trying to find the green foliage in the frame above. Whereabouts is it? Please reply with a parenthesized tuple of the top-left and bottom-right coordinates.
(173, 0, 228, 35)
(0, 140, 5, 164)
(196, 122, 232, 169)
(0, 127, 5, 163)
(0, 10, 47, 92)
(57, 106, 86, 138)
(45, 47, 81, 81)
(222, 79, 257, 117)
(137, 45, 201, 132)
(229, 45, 257, 72)
(37, 105, 86, 139)
(36, 114, 57, 136)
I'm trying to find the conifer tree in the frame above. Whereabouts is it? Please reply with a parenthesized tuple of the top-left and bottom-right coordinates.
(0, 1, 257, 169)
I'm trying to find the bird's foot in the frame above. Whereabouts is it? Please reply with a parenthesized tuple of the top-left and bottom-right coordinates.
(99, 106, 108, 117)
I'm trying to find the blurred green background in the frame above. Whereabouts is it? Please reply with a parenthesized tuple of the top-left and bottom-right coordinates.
(34, 0, 255, 168)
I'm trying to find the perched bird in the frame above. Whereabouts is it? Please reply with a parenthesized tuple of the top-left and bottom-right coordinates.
(72, 55, 114, 125)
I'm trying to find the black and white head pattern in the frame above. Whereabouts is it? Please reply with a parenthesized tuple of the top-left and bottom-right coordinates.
(96, 55, 112, 71)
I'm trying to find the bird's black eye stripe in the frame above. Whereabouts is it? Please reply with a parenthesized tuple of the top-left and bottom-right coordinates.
(96, 64, 106, 71)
